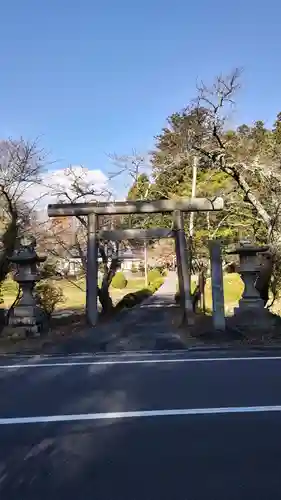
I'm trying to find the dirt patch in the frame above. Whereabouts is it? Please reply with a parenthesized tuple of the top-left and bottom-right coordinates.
(179, 310, 281, 347)
(0, 315, 90, 355)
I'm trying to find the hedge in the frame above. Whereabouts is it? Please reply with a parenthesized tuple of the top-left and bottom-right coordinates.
(115, 289, 152, 311)
(149, 277, 164, 293)
(115, 275, 164, 311)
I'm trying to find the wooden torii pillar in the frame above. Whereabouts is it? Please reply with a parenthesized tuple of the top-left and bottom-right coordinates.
(48, 197, 223, 326)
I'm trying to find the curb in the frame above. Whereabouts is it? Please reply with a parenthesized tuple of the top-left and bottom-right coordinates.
(2, 344, 281, 357)
(185, 344, 281, 352)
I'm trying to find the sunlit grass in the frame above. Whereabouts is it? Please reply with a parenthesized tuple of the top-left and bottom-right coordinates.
(204, 273, 244, 311)
(1, 276, 146, 310)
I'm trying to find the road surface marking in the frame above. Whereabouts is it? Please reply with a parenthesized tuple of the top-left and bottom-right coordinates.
(1, 405, 281, 425)
(0, 349, 189, 361)
(1, 355, 281, 369)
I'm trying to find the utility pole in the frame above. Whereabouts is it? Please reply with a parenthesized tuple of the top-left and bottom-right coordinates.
(144, 240, 148, 287)
(189, 156, 198, 237)
(189, 156, 198, 309)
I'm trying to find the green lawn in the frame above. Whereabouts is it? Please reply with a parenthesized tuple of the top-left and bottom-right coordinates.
(0, 272, 251, 315)
(203, 272, 281, 315)
(204, 273, 244, 313)
(1, 276, 146, 311)
(188, 273, 244, 314)
(3, 272, 280, 316)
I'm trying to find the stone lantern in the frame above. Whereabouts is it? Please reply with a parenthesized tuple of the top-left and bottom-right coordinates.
(7, 235, 47, 337)
(227, 241, 269, 315)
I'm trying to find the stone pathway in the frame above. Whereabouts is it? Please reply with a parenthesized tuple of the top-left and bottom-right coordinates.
(99, 272, 186, 352)
(0, 273, 186, 355)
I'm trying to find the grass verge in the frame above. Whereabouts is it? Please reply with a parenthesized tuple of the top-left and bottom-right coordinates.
(0, 276, 147, 312)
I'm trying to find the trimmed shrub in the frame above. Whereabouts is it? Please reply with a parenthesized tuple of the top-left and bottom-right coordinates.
(111, 272, 128, 289)
(131, 263, 138, 274)
(115, 289, 152, 310)
(35, 281, 65, 316)
(115, 272, 164, 312)
(40, 261, 58, 280)
(147, 268, 161, 284)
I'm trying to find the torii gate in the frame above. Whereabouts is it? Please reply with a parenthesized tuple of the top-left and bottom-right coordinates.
(48, 197, 223, 326)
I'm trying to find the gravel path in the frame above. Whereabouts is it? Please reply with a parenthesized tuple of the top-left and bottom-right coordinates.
(0, 273, 186, 355)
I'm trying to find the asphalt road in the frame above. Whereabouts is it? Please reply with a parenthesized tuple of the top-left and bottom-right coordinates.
(1, 350, 281, 499)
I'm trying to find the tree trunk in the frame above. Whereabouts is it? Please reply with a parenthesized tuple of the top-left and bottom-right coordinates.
(0, 217, 18, 282)
(98, 283, 113, 314)
(98, 256, 120, 315)
(0, 216, 18, 328)
(192, 270, 206, 312)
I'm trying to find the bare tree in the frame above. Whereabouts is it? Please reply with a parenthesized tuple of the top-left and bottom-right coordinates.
(109, 151, 147, 183)
(187, 69, 281, 305)
(0, 138, 46, 286)
(47, 165, 123, 314)
(187, 69, 274, 233)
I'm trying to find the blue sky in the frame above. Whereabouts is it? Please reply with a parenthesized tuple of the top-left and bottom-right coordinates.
(1, 0, 281, 191)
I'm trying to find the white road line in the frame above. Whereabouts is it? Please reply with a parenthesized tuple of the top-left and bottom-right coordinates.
(0, 349, 191, 364)
(1, 355, 281, 369)
(1, 405, 281, 425)
(0, 349, 188, 360)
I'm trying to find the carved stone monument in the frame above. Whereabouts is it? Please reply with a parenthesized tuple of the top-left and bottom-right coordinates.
(7, 235, 47, 337)
(209, 240, 225, 330)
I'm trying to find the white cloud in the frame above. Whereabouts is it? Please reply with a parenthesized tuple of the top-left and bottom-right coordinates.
(23, 165, 109, 211)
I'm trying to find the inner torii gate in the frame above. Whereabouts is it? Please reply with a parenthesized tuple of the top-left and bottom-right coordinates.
(48, 197, 223, 326)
